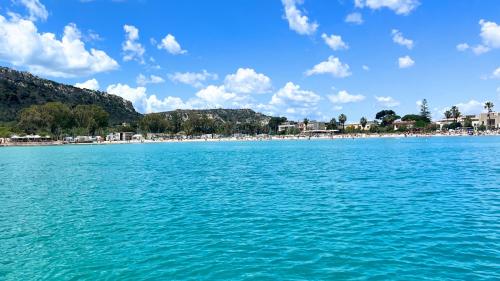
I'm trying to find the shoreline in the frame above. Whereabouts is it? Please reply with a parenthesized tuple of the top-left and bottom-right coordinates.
(1, 132, 499, 147)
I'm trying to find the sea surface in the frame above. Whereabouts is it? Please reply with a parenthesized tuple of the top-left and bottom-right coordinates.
(1, 137, 499, 280)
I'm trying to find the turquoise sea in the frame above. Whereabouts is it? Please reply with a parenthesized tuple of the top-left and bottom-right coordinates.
(1, 137, 499, 280)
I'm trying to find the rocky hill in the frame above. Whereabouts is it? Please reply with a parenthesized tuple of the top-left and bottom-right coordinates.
(0, 66, 141, 124)
(157, 108, 272, 126)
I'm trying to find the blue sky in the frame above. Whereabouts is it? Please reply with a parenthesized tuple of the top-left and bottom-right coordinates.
(1, 0, 500, 122)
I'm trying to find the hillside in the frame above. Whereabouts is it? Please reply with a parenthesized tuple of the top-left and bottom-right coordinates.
(157, 108, 272, 126)
(0, 66, 141, 124)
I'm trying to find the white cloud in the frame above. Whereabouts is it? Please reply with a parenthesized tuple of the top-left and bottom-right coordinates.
(0, 15, 118, 77)
(328, 90, 365, 104)
(472, 44, 490, 55)
(157, 34, 187, 55)
(479, 19, 500, 49)
(193, 85, 243, 108)
(362, 65, 370, 71)
(144, 95, 191, 113)
(455, 100, 484, 115)
(345, 12, 363, 25)
(224, 68, 272, 94)
(461, 20, 500, 55)
(456, 43, 470, 51)
(136, 74, 165, 86)
(106, 83, 147, 111)
(281, 0, 318, 35)
(122, 25, 145, 63)
(268, 82, 321, 118)
(17, 0, 48, 21)
(75, 78, 99, 91)
(168, 70, 218, 88)
(375, 96, 400, 107)
(270, 82, 320, 107)
(490, 67, 500, 79)
(305, 56, 351, 78)
(354, 0, 419, 15)
(321, 33, 349, 51)
(398, 55, 415, 68)
(392, 29, 414, 49)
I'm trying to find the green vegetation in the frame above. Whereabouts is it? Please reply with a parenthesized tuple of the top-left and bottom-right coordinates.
(16, 102, 109, 138)
(0, 66, 140, 124)
(338, 114, 347, 131)
(139, 109, 275, 136)
(484, 101, 494, 130)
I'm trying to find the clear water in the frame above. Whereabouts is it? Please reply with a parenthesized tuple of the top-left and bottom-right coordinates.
(1, 137, 499, 280)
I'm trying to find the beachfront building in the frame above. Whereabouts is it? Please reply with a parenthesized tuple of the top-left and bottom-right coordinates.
(348, 121, 376, 131)
(9, 135, 52, 143)
(278, 121, 298, 133)
(296, 120, 326, 131)
(478, 112, 500, 129)
(435, 115, 481, 130)
(393, 120, 416, 131)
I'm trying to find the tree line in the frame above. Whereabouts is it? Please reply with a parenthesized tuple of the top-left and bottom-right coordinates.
(15, 102, 109, 138)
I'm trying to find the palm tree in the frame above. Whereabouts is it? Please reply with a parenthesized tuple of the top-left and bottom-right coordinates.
(338, 114, 347, 132)
(360, 117, 367, 130)
(450, 106, 461, 123)
(303, 118, 309, 131)
(444, 110, 452, 119)
(484, 101, 494, 129)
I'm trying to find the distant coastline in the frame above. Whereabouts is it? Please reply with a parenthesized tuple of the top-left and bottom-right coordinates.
(2, 131, 499, 147)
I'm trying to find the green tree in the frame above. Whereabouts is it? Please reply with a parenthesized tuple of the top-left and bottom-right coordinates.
(268, 116, 287, 134)
(450, 106, 461, 123)
(140, 113, 169, 133)
(419, 99, 431, 120)
(338, 114, 347, 132)
(444, 110, 452, 119)
(18, 105, 48, 134)
(73, 105, 109, 135)
(375, 110, 400, 126)
(484, 101, 494, 130)
(42, 102, 73, 139)
(327, 118, 337, 130)
(360, 117, 367, 130)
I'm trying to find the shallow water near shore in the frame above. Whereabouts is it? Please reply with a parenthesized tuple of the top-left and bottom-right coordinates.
(1, 137, 499, 280)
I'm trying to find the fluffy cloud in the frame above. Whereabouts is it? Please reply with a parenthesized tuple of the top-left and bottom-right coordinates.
(479, 19, 500, 49)
(157, 34, 187, 55)
(490, 67, 500, 79)
(168, 70, 218, 88)
(136, 74, 165, 86)
(270, 82, 320, 107)
(75, 78, 99, 91)
(122, 25, 145, 63)
(375, 96, 400, 107)
(17, 0, 48, 21)
(144, 95, 191, 113)
(460, 20, 500, 55)
(362, 65, 370, 71)
(455, 100, 484, 115)
(106, 83, 147, 111)
(392, 29, 413, 49)
(328, 90, 365, 104)
(456, 43, 469, 51)
(321, 33, 349, 51)
(269, 82, 321, 118)
(398, 55, 415, 68)
(345, 12, 363, 25)
(354, 0, 419, 15)
(0, 15, 118, 77)
(193, 85, 247, 108)
(281, 0, 318, 35)
(224, 68, 272, 94)
(305, 56, 351, 78)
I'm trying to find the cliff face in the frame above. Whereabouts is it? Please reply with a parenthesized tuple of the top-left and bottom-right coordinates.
(0, 66, 141, 124)
(157, 108, 272, 126)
